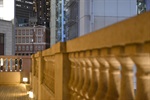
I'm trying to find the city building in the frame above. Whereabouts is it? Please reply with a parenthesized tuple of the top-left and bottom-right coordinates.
(0, 0, 15, 55)
(50, 0, 150, 46)
(0, 20, 15, 55)
(15, 26, 50, 56)
(15, 0, 33, 26)
(33, 0, 50, 27)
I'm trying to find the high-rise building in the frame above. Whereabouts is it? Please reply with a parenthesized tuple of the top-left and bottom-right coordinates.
(33, 0, 50, 27)
(15, 0, 33, 26)
(50, 0, 150, 46)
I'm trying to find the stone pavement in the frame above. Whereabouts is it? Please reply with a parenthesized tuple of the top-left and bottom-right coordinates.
(0, 84, 33, 100)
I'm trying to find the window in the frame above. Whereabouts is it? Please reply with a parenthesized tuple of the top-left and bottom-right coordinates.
(22, 37, 25, 43)
(30, 29, 33, 35)
(38, 29, 41, 35)
(18, 30, 21, 35)
(38, 37, 41, 43)
(16, 37, 17, 43)
(22, 46, 25, 50)
(26, 30, 29, 35)
(26, 46, 29, 51)
(22, 30, 25, 35)
(38, 46, 41, 50)
(18, 46, 21, 51)
(15, 46, 17, 51)
(26, 37, 29, 43)
(30, 45, 33, 50)
(18, 37, 21, 43)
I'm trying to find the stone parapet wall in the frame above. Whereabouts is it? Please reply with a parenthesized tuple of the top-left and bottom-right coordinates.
(31, 11, 150, 100)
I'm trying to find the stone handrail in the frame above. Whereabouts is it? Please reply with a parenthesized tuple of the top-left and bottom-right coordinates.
(0, 56, 31, 84)
(31, 11, 150, 100)
(0, 56, 28, 72)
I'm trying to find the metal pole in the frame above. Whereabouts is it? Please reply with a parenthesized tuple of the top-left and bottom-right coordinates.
(61, 0, 64, 42)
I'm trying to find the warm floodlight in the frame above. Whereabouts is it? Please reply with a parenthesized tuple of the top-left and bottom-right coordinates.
(23, 77, 28, 83)
(29, 91, 34, 98)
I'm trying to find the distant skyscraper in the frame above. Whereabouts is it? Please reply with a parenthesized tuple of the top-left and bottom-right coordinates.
(15, 0, 33, 26)
(33, 0, 50, 27)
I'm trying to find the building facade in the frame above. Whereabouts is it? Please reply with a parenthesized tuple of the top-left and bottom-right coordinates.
(50, 0, 150, 46)
(15, 26, 50, 56)
(0, 20, 15, 55)
(15, 0, 33, 26)
(33, 0, 50, 27)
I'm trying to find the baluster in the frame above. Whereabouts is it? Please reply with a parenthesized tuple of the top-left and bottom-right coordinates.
(5, 58, 8, 69)
(19, 58, 22, 71)
(76, 58, 86, 100)
(71, 58, 80, 100)
(10, 58, 12, 71)
(0, 58, 4, 72)
(15, 59, 18, 71)
(95, 57, 109, 100)
(87, 57, 100, 100)
(82, 57, 92, 99)
(118, 55, 135, 100)
(68, 54, 77, 100)
(5, 58, 8, 71)
(106, 56, 121, 100)
(68, 58, 76, 90)
(72, 58, 81, 100)
(132, 53, 150, 100)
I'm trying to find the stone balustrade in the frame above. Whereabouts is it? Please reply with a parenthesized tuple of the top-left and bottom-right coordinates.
(0, 56, 31, 84)
(31, 11, 150, 100)
(0, 57, 22, 72)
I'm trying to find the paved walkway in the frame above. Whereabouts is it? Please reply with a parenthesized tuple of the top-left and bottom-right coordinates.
(0, 84, 33, 100)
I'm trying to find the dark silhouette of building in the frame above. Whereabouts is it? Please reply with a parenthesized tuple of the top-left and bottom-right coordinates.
(15, 0, 33, 26)
(33, 0, 50, 27)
